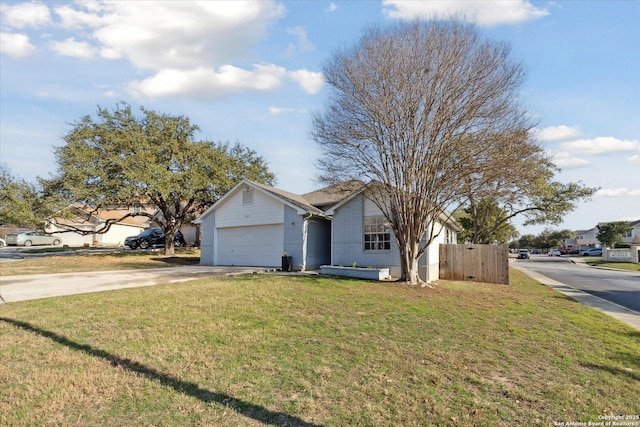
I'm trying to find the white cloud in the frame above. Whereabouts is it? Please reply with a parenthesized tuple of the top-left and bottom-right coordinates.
(0, 1, 51, 28)
(285, 26, 315, 56)
(382, 0, 549, 26)
(325, 3, 338, 13)
(534, 125, 581, 142)
(627, 154, 640, 164)
(561, 137, 640, 155)
(269, 106, 306, 115)
(68, 1, 286, 71)
(547, 151, 590, 169)
(129, 64, 287, 99)
(49, 37, 95, 58)
(0, 32, 36, 58)
(596, 188, 640, 197)
(288, 69, 325, 94)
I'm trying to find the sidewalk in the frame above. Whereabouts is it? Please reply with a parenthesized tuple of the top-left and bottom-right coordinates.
(514, 265, 640, 331)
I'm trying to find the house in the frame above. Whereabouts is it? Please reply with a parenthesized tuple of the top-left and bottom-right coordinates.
(572, 227, 600, 251)
(195, 179, 461, 282)
(324, 186, 461, 282)
(47, 206, 150, 246)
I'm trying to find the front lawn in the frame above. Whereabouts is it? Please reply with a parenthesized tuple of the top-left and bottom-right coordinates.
(1, 270, 637, 426)
(583, 257, 640, 272)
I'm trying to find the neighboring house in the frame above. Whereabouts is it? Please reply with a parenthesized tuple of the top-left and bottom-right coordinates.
(47, 206, 150, 246)
(195, 179, 461, 282)
(573, 227, 600, 251)
(618, 219, 640, 245)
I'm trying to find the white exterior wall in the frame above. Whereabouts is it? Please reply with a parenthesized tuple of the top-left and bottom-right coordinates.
(199, 186, 286, 266)
(215, 187, 284, 228)
(199, 213, 215, 265)
(97, 224, 145, 246)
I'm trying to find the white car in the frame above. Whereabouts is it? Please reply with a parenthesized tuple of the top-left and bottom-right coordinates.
(549, 250, 562, 256)
(0, 237, 6, 247)
(5, 230, 62, 247)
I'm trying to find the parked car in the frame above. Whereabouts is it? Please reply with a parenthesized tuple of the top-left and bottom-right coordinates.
(549, 250, 562, 256)
(125, 228, 185, 249)
(5, 230, 61, 247)
(0, 238, 6, 247)
(517, 249, 530, 259)
(580, 248, 602, 257)
(569, 249, 581, 255)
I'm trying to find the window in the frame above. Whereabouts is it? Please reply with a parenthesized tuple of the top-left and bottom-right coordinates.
(242, 187, 254, 205)
(364, 216, 391, 250)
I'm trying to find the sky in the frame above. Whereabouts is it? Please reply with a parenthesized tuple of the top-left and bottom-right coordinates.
(0, 0, 638, 237)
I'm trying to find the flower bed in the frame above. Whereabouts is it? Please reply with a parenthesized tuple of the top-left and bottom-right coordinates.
(320, 265, 390, 281)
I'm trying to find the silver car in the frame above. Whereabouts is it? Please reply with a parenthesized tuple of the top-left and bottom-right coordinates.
(5, 230, 62, 247)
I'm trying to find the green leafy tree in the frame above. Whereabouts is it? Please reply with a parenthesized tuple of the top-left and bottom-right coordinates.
(454, 200, 519, 244)
(0, 168, 68, 230)
(597, 222, 632, 248)
(458, 130, 596, 243)
(50, 103, 275, 255)
(516, 234, 536, 250)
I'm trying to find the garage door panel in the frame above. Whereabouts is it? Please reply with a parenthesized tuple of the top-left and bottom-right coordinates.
(217, 224, 283, 266)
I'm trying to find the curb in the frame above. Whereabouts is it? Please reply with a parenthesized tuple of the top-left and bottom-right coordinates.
(513, 265, 640, 331)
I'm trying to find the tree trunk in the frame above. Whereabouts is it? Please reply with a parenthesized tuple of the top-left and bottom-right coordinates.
(164, 229, 175, 256)
(399, 239, 422, 285)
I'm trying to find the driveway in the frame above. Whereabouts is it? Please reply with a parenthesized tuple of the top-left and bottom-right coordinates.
(0, 266, 267, 303)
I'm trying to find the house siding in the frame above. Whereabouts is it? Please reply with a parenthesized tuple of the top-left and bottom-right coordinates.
(332, 194, 402, 278)
(199, 212, 215, 266)
(305, 217, 331, 270)
(283, 206, 304, 270)
(215, 187, 284, 228)
(332, 194, 457, 281)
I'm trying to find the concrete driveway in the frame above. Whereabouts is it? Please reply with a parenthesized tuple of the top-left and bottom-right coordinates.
(0, 266, 267, 303)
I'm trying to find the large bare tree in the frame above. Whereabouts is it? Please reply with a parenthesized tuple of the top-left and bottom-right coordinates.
(312, 21, 537, 284)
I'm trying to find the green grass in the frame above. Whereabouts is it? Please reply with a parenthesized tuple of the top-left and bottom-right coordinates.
(583, 258, 640, 271)
(0, 250, 201, 276)
(1, 270, 638, 426)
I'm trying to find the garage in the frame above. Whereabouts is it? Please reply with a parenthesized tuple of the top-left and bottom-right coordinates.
(216, 224, 284, 266)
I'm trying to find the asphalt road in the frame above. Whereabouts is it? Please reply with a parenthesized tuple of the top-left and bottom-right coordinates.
(513, 254, 640, 312)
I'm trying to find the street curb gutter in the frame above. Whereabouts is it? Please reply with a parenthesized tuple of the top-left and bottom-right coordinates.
(513, 265, 640, 331)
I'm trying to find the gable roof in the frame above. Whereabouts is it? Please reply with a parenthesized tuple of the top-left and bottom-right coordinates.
(194, 179, 326, 223)
(302, 180, 365, 209)
(324, 182, 462, 231)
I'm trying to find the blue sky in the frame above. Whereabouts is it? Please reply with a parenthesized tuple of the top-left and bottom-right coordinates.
(1, 0, 638, 236)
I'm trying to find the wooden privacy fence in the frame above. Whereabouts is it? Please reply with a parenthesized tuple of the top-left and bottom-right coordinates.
(439, 244, 509, 285)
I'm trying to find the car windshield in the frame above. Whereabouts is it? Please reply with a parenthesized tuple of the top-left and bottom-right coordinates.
(140, 228, 161, 236)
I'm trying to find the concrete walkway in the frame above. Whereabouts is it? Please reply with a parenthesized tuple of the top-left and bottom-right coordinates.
(0, 266, 267, 303)
(514, 265, 640, 331)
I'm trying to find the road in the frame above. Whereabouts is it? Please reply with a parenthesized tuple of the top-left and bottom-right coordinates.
(514, 254, 640, 312)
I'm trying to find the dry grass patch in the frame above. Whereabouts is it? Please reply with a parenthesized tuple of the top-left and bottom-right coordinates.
(1, 269, 638, 426)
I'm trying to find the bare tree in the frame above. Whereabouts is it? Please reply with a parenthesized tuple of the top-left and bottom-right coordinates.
(312, 21, 537, 284)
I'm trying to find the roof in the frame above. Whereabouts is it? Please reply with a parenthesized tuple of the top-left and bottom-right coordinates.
(194, 179, 327, 223)
(249, 180, 326, 216)
(302, 180, 365, 209)
(52, 205, 149, 228)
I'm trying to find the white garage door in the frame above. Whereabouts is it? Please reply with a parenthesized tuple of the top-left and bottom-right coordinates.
(216, 224, 284, 266)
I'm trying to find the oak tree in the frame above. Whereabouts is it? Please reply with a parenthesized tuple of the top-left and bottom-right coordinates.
(51, 103, 275, 255)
